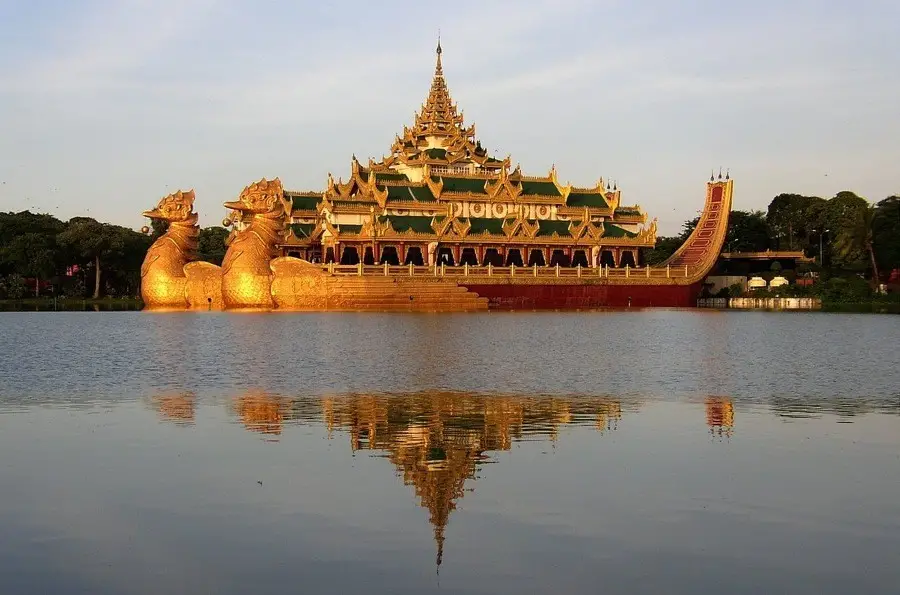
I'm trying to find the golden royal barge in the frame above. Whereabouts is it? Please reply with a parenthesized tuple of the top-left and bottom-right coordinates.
(139, 41, 733, 311)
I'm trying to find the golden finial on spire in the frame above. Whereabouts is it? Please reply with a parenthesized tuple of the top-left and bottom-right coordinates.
(435, 33, 443, 75)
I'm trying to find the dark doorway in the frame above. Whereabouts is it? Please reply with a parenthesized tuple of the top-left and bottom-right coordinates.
(550, 250, 571, 267)
(505, 248, 524, 267)
(460, 247, 478, 266)
(380, 246, 400, 265)
(572, 250, 589, 268)
(600, 250, 615, 268)
(287, 250, 302, 258)
(405, 246, 424, 266)
(620, 251, 637, 268)
(483, 248, 504, 266)
(437, 247, 455, 266)
(528, 249, 546, 267)
(325, 247, 336, 264)
(340, 246, 360, 265)
(363, 246, 375, 265)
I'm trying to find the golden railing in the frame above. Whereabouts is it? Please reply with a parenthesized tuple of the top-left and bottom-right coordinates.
(319, 263, 695, 280)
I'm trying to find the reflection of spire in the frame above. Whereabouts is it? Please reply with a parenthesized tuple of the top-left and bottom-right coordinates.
(228, 391, 627, 568)
(705, 397, 734, 437)
(153, 393, 195, 425)
(304, 392, 624, 568)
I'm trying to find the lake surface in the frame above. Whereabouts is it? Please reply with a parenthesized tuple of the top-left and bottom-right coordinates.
(1, 311, 899, 594)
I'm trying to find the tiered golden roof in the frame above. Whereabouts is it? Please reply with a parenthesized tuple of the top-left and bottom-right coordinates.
(379, 40, 501, 172)
(312, 392, 623, 570)
(281, 40, 657, 254)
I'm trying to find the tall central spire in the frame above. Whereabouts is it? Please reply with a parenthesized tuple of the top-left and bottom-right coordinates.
(435, 35, 443, 75)
(381, 38, 502, 171)
(412, 38, 460, 134)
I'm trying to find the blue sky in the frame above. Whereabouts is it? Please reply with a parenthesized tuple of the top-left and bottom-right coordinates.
(1, 0, 898, 234)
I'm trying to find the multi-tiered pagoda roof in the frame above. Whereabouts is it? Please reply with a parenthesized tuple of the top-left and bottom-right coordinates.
(282, 40, 656, 265)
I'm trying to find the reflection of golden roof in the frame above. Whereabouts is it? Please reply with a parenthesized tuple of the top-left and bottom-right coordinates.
(225, 391, 628, 570)
(311, 392, 623, 570)
(152, 394, 195, 425)
(233, 393, 287, 436)
(705, 397, 734, 437)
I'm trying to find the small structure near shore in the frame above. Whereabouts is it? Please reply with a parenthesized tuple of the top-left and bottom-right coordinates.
(698, 296, 822, 310)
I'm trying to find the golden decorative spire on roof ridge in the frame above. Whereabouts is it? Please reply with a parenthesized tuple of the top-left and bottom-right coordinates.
(412, 39, 463, 134)
(435, 35, 443, 74)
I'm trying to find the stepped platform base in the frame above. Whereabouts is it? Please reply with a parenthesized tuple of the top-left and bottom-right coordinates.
(268, 261, 489, 311)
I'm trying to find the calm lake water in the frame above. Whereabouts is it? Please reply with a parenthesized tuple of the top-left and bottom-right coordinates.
(1, 311, 899, 594)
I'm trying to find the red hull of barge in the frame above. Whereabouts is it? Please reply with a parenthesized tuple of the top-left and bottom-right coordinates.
(460, 282, 703, 309)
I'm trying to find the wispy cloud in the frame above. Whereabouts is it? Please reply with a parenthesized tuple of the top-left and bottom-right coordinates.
(2, 0, 220, 93)
(0, 0, 898, 232)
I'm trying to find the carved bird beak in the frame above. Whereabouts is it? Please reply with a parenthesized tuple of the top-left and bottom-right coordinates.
(222, 200, 247, 211)
(142, 208, 163, 219)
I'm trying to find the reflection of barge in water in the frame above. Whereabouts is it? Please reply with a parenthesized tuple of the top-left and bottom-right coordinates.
(139, 41, 733, 311)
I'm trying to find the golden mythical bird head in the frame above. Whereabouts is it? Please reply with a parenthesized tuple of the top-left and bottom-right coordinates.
(143, 189, 196, 222)
(224, 177, 284, 214)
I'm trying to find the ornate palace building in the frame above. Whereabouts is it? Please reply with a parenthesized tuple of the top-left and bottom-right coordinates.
(280, 41, 656, 269)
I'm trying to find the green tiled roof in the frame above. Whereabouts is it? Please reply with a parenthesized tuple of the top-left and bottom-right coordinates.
(432, 176, 487, 194)
(424, 148, 447, 159)
(603, 223, 638, 238)
(614, 206, 641, 215)
(290, 223, 315, 239)
(537, 220, 571, 237)
(408, 186, 436, 202)
(291, 195, 320, 211)
(521, 181, 562, 197)
(379, 215, 434, 234)
(374, 172, 409, 182)
(383, 185, 436, 202)
(338, 224, 362, 235)
(467, 217, 504, 235)
(567, 192, 609, 208)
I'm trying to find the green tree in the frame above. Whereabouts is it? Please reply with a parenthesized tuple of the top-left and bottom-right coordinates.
(150, 219, 169, 240)
(0, 211, 65, 246)
(680, 216, 700, 241)
(198, 226, 229, 265)
(724, 210, 770, 252)
(826, 191, 871, 271)
(57, 218, 125, 299)
(0, 274, 27, 300)
(0, 233, 57, 296)
(101, 225, 152, 297)
(832, 201, 880, 283)
(872, 196, 900, 276)
(644, 235, 683, 265)
(767, 194, 814, 250)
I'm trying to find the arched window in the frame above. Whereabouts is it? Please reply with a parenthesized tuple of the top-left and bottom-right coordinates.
(505, 249, 524, 267)
(527, 249, 546, 267)
(380, 246, 400, 265)
(404, 247, 424, 266)
(340, 246, 360, 265)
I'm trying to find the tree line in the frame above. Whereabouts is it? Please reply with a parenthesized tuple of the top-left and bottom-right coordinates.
(2, 190, 898, 300)
(646, 191, 900, 282)
(0, 211, 228, 300)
